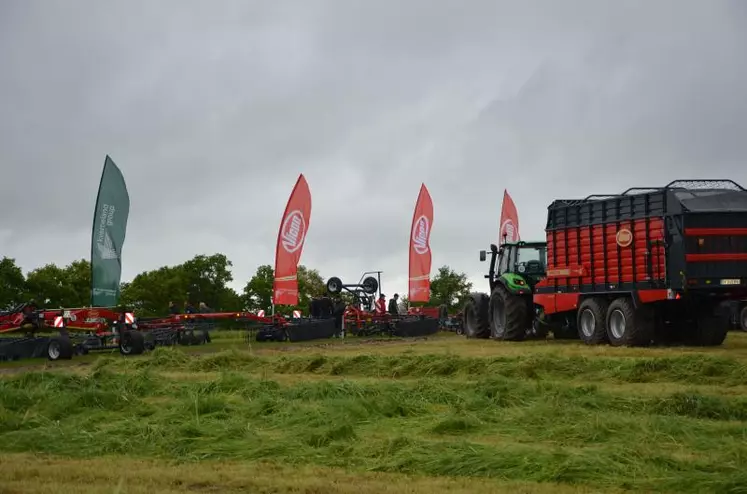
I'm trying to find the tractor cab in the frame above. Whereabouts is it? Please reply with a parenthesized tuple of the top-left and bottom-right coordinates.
(480, 241, 547, 292)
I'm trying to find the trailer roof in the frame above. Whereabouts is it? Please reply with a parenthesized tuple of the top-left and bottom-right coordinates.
(546, 179, 747, 229)
(549, 179, 745, 208)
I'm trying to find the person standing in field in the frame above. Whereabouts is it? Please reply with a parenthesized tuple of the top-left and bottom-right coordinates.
(388, 293, 399, 316)
(375, 294, 386, 314)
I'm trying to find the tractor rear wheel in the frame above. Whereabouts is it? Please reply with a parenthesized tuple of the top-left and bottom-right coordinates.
(489, 285, 528, 341)
(463, 293, 489, 338)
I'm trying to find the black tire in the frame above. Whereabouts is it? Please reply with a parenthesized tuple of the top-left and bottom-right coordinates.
(685, 307, 729, 346)
(577, 298, 609, 345)
(463, 293, 490, 338)
(326, 277, 343, 294)
(119, 330, 146, 355)
(740, 305, 747, 332)
(47, 337, 74, 361)
(489, 285, 527, 341)
(361, 276, 379, 295)
(438, 304, 448, 320)
(606, 297, 653, 347)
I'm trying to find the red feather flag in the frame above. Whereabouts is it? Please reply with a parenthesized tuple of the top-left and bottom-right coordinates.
(408, 183, 434, 303)
(273, 174, 312, 306)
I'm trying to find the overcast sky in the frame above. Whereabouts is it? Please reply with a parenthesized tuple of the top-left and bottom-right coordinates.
(2, 0, 747, 302)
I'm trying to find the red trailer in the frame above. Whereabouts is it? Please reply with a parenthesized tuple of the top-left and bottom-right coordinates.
(464, 180, 747, 347)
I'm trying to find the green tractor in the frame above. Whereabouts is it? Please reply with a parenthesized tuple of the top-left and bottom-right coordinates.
(462, 241, 553, 341)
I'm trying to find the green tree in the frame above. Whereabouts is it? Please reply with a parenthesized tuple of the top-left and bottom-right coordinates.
(242, 264, 273, 312)
(181, 253, 236, 310)
(427, 265, 473, 311)
(0, 257, 26, 308)
(120, 265, 185, 315)
(297, 265, 325, 311)
(25, 263, 70, 307)
(242, 264, 325, 314)
(63, 259, 91, 307)
(20, 259, 90, 309)
(120, 253, 240, 315)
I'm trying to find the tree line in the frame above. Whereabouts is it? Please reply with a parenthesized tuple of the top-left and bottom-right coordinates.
(0, 255, 474, 316)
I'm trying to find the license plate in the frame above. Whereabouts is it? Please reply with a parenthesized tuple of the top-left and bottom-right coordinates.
(720, 278, 741, 285)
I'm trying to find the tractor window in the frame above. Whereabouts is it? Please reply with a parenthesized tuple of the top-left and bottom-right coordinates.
(498, 248, 510, 274)
(507, 247, 518, 271)
(517, 248, 544, 264)
(515, 246, 547, 275)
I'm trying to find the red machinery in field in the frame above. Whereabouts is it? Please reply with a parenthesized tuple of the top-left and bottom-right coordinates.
(141, 308, 345, 344)
(0, 303, 150, 361)
(464, 179, 747, 347)
(136, 310, 292, 343)
(325, 272, 440, 337)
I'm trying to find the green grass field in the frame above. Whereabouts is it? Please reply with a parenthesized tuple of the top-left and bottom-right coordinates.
(2, 331, 747, 493)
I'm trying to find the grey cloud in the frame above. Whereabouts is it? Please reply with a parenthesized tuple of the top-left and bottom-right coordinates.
(2, 0, 746, 299)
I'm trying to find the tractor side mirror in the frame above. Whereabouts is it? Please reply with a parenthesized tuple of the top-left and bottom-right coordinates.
(479, 250, 487, 262)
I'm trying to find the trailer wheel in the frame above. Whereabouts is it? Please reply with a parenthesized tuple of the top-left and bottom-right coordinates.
(119, 330, 146, 355)
(740, 306, 747, 332)
(605, 298, 653, 347)
(489, 285, 527, 341)
(47, 337, 74, 361)
(685, 308, 729, 346)
(463, 293, 490, 338)
(577, 298, 609, 345)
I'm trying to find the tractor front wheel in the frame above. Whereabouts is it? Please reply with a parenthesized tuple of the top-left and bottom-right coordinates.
(463, 293, 489, 338)
(489, 285, 527, 341)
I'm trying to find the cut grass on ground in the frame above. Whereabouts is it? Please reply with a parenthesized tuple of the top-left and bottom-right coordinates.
(2, 333, 747, 493)
(0, 454, 606, 494)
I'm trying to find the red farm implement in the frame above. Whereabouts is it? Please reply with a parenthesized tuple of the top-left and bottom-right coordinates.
(137, 311, 303, 343)
(325, 272, 440, 338)
(464, 179, 747, 347)
(0, 303, 153, 361)
(139, 309, 342, 344)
